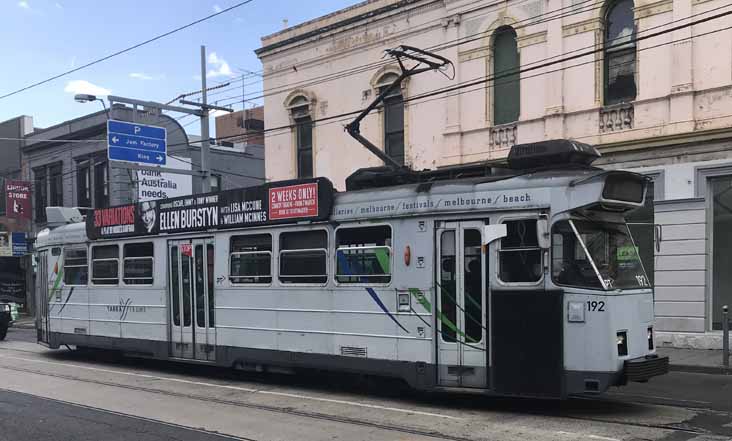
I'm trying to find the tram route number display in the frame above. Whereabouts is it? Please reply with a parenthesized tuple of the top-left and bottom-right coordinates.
(86, 178, 334, 240)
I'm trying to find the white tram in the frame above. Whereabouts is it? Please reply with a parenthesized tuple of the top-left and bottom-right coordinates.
(35, 140, 668, 398)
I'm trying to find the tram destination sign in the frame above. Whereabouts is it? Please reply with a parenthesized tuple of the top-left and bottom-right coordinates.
(86, 177, 334, 240)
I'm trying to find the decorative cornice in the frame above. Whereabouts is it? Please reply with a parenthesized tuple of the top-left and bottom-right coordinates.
(634, 0, 673, 20)
(562, 17, 602, 37)
(517, 30, 547, 49)
(458, 46, 490, 63)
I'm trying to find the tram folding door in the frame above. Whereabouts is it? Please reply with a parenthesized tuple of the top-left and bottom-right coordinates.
(168, 239, 216, 361)
(435, 221, 488, 388)
(36, 250, 50, 344)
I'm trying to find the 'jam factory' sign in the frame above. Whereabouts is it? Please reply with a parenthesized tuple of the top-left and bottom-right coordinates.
(86, 178, 333, 240)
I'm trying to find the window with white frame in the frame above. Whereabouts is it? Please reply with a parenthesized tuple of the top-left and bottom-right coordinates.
(335, 225, 392, 284)
(498, 219, 542, 283)
(92, 245, 119, 285)
(123, 243, 154, 285)
(63, 247, 88, 286)
(230, 234, 272, 284)
(279, 230, 327, 284)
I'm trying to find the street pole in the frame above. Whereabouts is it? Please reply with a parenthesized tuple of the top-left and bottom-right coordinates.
(200, 45, 212, 193)
(723, 305, 729, 369)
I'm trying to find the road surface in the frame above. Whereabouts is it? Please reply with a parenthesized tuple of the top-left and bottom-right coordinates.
(1, 327, 730, 441)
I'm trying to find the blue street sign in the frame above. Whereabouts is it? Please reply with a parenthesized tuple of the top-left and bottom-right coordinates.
(107, 120, 167, 166)
(11, 232, 27, 256)
(108, 146, 166, 165)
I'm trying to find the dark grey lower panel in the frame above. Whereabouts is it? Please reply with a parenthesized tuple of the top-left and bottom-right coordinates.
(48, 332, 168, 359)
(46, 332, 626, 396)
(564, 370, 624, 395)
(46, 332, 437, 390)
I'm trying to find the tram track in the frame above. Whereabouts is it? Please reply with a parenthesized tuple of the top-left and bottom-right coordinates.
(0, 362, 474, 441)
(0, 344, 728, 440)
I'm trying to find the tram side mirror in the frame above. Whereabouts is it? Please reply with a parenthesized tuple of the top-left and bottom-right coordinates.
(483, 224, 507, 245)
(536, 218, 550, 249)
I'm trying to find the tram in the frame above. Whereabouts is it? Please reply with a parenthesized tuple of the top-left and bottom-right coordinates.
(34, 139, 668, 398)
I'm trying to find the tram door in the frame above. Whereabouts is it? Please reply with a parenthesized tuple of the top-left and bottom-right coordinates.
(168, 239, 216, 361)
(436, 221, 488, 388)
(37, 250, 50, 343)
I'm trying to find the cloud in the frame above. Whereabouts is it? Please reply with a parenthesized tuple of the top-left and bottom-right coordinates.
(213, 4, 222, 13)
(129, 72, 153, 80)
(55, 2, 62, 8)
(64, 80, 111, 96)
(207, 52, 234, 78)
(18, 1, 30, 9)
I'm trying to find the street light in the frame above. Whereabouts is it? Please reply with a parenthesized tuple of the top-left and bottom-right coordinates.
(74, 94, 110, 119)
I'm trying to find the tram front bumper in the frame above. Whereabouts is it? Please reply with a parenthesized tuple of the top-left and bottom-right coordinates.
(624, 354, 669, 382)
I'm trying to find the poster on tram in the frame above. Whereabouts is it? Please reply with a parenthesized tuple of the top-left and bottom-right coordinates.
(86, 177, 334, 240)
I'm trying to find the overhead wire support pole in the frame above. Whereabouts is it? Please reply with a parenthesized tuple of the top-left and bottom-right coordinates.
(345, 45, 453, 171)
(201, 45, 211, 193)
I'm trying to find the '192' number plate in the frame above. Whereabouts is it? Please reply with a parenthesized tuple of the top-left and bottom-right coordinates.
(587, 300, 605, 312)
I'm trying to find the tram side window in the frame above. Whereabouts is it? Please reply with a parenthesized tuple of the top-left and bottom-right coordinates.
(279, 230, 328, 284)
(335, 225, 392, 284)
(92, 245, 119, 285)
(499, 219, 542, 283)
(230, 234, 272, 284)
(63, 248, 88, 286)
(123, 243, 154, 285)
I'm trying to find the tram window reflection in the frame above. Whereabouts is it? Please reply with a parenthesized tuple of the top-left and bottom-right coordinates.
(123, 243, 153, 285)
(230, 234, 272, 284)
(279, 230, 328, 284)
(92, 245, 119, 285)
(335, 225, 391, 284)
(63, 247, 88, 286)
(498, 219, 542, 283)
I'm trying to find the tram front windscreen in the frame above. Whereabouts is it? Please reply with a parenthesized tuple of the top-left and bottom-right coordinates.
(551, 219, 651, 290)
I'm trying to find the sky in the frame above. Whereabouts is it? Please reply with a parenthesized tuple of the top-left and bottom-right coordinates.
(0, 0, 359, 136)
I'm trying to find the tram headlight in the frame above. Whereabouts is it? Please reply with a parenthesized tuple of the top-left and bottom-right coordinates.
(616, 331, 628, 357)
(648, 326, 654, 351)
(567, 301, 585, 323)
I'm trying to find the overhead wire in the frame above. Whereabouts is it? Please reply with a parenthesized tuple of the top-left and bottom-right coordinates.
(0, 0, 256, 101)
(169, 9, 732, 150)
(9, 3, 732, 182)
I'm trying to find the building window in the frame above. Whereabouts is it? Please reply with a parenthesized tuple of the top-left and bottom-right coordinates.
(499, 219, 542, 283)
(92, 245, 119, 285)
(336, 225, 392, 284)
(34, 167, 48, 222)
(279, 230, 327, 284)
(123, 243, 154, 285)
(77, 161, 91, 208)
(492, 26, 520, 125)
(63, 247, 88, 286)
(711, 176, 732, 329)
(377, 73, 405, 166)
(289, 96, 313, 179)
(94, 160, 109, 208)
(230, 234, 272, 284)
(604, 0, 637, 105)
(49, 163, 63, 207)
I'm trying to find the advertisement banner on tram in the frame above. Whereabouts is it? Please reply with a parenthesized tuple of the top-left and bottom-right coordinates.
(86, 177, 334, 240)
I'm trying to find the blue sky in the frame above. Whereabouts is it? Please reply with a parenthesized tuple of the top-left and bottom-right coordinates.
(0, 0, 358, 135)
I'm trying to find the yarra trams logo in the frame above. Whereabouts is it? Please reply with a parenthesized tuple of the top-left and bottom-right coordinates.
(107, 298, 147, 321)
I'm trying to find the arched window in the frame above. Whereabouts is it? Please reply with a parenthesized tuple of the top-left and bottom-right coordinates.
(604, 0, 637, 105)
(492, 26, 520, 125)
(376, 72, 405, 166)
(287, 95, 313, 178)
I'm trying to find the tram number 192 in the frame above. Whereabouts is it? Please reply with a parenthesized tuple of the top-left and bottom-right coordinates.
(587, 301, 605, 312)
